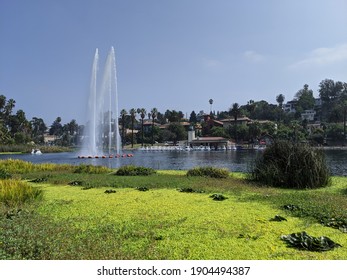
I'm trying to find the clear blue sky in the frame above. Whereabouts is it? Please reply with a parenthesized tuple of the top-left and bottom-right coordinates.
(1, 0, 347, 125)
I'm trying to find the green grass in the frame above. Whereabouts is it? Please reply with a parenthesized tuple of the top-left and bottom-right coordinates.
(30, 184, 346, 260)
(1, 160, 347, 260)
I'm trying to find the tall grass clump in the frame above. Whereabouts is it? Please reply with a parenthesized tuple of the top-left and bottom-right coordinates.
(0, 180, 43, 207)
(115, 165, 156, 176)
(249, 140, 330, 189)
(187, 166, 229, 178)
(74, 164, 111, 174)
(0, 159, 73, 174)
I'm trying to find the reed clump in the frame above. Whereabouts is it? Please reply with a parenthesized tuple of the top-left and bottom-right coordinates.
(250, 140, 331, 189)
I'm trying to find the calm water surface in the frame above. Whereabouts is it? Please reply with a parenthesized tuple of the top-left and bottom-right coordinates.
(0, 149, 346, 176)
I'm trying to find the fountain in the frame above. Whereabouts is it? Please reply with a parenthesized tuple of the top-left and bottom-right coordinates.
(81, 47, 121, 156)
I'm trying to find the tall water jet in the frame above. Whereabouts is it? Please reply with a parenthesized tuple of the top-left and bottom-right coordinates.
(81, 47, 121, 155)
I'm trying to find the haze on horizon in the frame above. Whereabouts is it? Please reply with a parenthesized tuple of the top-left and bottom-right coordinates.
(1, 0, 347, 125)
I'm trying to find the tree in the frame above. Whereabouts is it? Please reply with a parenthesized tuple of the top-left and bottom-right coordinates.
(150, 108, 158, 145)
(167, 123, 187, 144)
(209, 99, 213, 114)
(49, 117, 63, 139)
(178, 111, 184, 123)
(319, 79, 347, 122)
(137, 108, 146, 147)
(120, 109, 127, 148)
(31, 117, 47, 144)
(248, 121, 261, 142)
(276, 94, 285, 108)
(63, 119, 79, 146)
(210, 126, 229, 138)
(129, 108, 137, 148)
(295, 84, 315, 112)
(229, 103, 240, 143)
(189, 111, 197, 123)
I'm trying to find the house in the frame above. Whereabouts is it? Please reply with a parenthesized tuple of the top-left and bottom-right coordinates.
(187, 127, 231, 149)
(220, 117, 251, 129)
(159, 121, 191, 131)
(142, 120, 161, 133)
(284, 100, 297, 113)
(301, 110, 316, 121)
(203, 114, 224, 134)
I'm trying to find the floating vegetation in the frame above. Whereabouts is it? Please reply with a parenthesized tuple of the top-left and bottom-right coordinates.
(269, 215, 287, 222)
(68, 180, 84, 186)
(209, 193, 228, 201)
(281, 231, 341, 252)
(319, 217, 347, 233)
(282, 204, 347, 233)
(104, 189, 116, 194)
(29, 176, 49, 183)
(136, 186, 149, 192)
(178, 187, 205, 193)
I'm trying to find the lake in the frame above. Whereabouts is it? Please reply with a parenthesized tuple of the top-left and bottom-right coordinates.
(0, 149, 346, 176)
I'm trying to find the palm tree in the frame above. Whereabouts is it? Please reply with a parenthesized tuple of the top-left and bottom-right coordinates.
(137, 108, 147, 147)
(276, 94, 285, 108)
(229, 103, 240, 143)
(120, 109, 127, 148)
(150, 108, 158, 146)
(209, 99, 213, 115)
(129, 108, 137, 148)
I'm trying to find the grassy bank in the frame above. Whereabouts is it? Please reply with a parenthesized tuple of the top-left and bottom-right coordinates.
(1, 160, 347, 259)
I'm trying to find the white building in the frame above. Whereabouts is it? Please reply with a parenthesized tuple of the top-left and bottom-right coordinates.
(301, 110, 316, 121)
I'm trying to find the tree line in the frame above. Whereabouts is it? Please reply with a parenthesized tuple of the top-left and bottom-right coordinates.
(0, 94, 80, 146)
(0, 78, 346, 148)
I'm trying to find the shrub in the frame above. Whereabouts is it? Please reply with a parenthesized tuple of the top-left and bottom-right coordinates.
(0, 180, 43, 207)
(186, 166, 229, 179)
(115, 165, 156, 176)
(249, 141, 330, 189)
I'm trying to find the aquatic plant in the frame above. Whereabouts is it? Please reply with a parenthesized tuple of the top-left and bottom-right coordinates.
(250, 141, 331, 189)
(281, 231, 341, 251)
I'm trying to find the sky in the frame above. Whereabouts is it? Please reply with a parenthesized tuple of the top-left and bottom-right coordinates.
(1, 0, 347, 126)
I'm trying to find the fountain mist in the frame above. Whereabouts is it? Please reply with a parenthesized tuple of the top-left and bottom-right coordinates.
(81, 47, 121, 155)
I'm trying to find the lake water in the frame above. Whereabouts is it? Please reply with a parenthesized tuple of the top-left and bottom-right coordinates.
(0, 149, 346, 176)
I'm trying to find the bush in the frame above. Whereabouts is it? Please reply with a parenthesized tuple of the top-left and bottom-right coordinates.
(249, 141, 330, 189)
(115, 165, 156, 176)
(186, 166, 229, 179)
